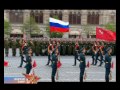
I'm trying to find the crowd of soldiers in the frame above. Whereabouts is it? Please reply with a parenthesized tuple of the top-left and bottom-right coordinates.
(4, 38, 116, 57)
(4, 38, 116, 82)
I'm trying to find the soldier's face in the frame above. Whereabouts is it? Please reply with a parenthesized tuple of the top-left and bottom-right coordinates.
(109, 49, 112, 53)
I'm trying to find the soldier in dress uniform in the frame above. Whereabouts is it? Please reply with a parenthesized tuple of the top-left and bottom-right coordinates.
(51, 45, 59, 82)
(24, 48, 33, 74)
(11, 38, 16, 56)
(78, 47, 86, 82)
(94, 41, 100, 65)
(18, 41, 29, 68)
(46, 41, 53, 65)
(4, 38, 9, 57)
(98, 42, 105, 66)
(91, 42, 96, 65)
(73, 41, 80, 66)
(105, 47, 112, 82)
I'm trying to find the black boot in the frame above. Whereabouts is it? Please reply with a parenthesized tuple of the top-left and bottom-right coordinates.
(52, 77, 55, 82)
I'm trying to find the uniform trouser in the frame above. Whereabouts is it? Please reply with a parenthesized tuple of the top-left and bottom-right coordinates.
(5, 48, 9, 56)
(19, 54, 26, 67)
(105, 68, 110, 82)
(47, 54, 52, 65)
(26, 66, 32, 74)
(12, 48, 16, 56)
(95, 53, 99, 65)
(80, 68, 85, 82)
(74, 51, 78, 65)
(91, 53, 95, 64)
(51, 63, 57, 82)
(99, 53, 104, 66)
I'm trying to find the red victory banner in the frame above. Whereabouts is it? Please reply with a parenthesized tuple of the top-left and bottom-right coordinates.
(96, 27, 116, 41)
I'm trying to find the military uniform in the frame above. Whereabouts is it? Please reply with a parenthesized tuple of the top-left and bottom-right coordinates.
(51, 49, 58, 82)
(46, 44, 53, 65)
(99, 43, 105, 66)
(79, 47, 86, 82)
(105, 47, 112, 82)
(4, 39, 9, 57)
(94, 44, 100, 65)
(11, 39, 16, 56)
(28, 40, 34, 56)
(62, 42, 66, 56)
(19, 44, 29, 67)
(91, 44, 95, 65)
(24, 54, 32, 74)
(73, 42, 79, 66)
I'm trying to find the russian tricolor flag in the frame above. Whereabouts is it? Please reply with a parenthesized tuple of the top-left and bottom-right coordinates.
(49, 17, 69, 33)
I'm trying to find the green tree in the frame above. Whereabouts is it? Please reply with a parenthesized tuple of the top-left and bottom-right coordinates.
(4, 19, 11, 35)
(46, 15, 63, 38)
(21, 16, 40, 35)
(104, 22, 116, 32)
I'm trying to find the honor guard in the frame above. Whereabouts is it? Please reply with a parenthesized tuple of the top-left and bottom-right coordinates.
(46, 41, 53, 65)
(94, 41, 100, 65)
(24, 48, 33, 74)
(51, 45, 59, 82)
(98, 42, 105, 66)
(18, 41, 29, 68)
(79, 47, 86, 82)
(4, 38, 9, 57)
(105, 47, 112, 82)
(91, 42, 96, 65)
(73, 41, 80, 66)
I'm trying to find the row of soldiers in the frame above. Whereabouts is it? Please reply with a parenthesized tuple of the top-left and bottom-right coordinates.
(5, 38, 114, 82)
(4, 38, 116, 57)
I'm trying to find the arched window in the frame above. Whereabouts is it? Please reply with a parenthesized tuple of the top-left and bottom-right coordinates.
(50, 11, 54, 17)
(9, 10, 23, 24)
(34, 11, 39, 23)
(87, 12, 91, 24)
(30, 10, 43, 24)
(30, 10, 35, 18)
(73, 12, 77, 24)
(77, 12, 81, 24)
(95, 12, 99, 24)
(87, 12, 99, 24)
(69, 12, 72, 24)
(38, 11, 43, 23)
(59, 11, 62, 20)
(91, 12, 95, 24)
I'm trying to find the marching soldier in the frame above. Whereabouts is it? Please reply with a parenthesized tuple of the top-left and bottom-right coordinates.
(91, 42, 96, 65)
(94, 41, 100, 65)
(18, 41, 29, 68)
(28, 39, 34, 56)
(98, 42, 105, 66)
(105, 47, 112, 82)
(62, 41, 66, 56)
(18, 38, 23, 57)
(79, 47, 86, 82)
(4, 38, 9, 57)
(73, 41, 80, 66)
(46, 41, 53, 65)
(51, 45, 59, 82)
(11, 38, 16, 56)
(24, 48, 33, 74)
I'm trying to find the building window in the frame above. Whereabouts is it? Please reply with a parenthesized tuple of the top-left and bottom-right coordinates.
(87, 12, 99, 24)
(30, 10, 43, 24)
(50, 11, 62, 20)
(77, 12, 81, 24)
(9, 10, 23, 24)
(69, 12, 81, 24)
(69, 12, 72, 24)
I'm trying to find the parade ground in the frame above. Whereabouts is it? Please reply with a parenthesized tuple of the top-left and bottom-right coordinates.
(4, 49, 116, 82)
